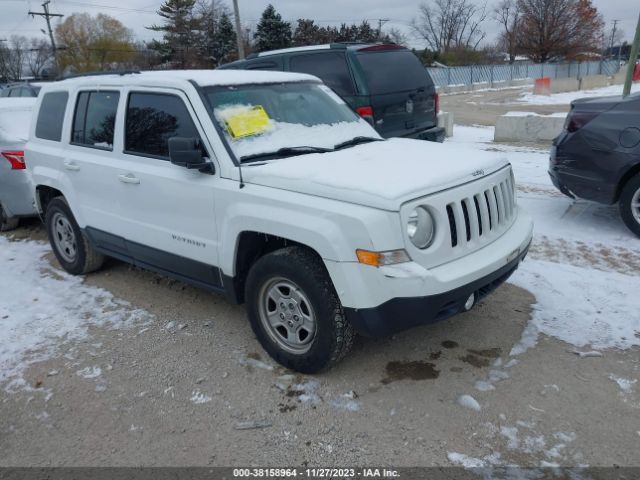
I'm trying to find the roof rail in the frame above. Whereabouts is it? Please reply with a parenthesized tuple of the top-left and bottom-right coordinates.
(57, 70, 141, 81)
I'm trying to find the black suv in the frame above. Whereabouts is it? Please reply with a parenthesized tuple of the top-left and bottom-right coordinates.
(550, 91, 640, 236)
(219, 43, 444, 142)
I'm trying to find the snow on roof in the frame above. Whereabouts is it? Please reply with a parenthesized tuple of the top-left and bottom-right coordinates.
(257, 44, 332, 57)
(49, 70, 320, 90)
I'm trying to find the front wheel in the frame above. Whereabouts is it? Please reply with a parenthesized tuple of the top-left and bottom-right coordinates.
(45, 197, 105, 275)
(619, 174, 640, 238)
(245, 246, 354, 373)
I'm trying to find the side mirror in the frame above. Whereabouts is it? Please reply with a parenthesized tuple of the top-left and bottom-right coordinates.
(168, 137, 214, 174)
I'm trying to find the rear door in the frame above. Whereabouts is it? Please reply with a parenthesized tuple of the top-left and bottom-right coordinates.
(354, 47, 437, 138)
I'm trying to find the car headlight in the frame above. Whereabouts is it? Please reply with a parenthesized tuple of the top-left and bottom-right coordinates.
(407, 206, 435, 249)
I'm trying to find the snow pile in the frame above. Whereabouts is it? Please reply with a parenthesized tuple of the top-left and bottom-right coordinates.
(509, 259, 640, 354)
(190, 390, 212, 404)
(456, 394, 481, 411)
(517, 83, 640, 105)
(0, 237, 151, 389)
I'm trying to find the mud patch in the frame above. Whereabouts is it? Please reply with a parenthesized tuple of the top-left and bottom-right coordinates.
(467, 348, 502, 358)
(442, 340, 459, 349)
(381, 361, 439, 384)
(459, 354, 490, 368)
(429, 351, 442, 360)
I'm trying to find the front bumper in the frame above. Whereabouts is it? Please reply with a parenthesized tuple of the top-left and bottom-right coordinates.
(324, 207, 533, 336)
(344, 242, 529, 336)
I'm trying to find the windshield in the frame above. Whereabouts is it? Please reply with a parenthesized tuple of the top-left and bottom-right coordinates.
(357, 50, 433, 94)
(204, 82, 380, 161)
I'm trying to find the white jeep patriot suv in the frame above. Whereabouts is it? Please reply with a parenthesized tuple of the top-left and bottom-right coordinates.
(27, 70, 533, 373)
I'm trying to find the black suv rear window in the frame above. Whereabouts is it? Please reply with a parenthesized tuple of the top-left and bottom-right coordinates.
(36, 91, 68, 141)
(357, 50, 433, 94)
(289, 52, 355, 96)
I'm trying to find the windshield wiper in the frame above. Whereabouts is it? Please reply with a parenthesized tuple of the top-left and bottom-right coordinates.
(333, 136, 383, 151)
(241, 146, 332, 163)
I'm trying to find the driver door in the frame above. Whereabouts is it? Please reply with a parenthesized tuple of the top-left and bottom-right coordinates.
(116, 88, 222, 290)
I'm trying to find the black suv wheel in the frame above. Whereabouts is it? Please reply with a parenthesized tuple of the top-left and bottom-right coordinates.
(245, 246, 354, 373)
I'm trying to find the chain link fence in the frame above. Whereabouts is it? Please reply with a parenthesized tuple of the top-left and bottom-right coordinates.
(427, 60, 621, 89)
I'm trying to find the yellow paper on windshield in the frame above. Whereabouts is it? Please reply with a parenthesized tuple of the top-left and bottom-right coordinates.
(223, 105, 270, 139)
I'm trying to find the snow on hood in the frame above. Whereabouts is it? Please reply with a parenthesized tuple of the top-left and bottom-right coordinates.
(0, 98, 35, 144)
(243, 138, 509, 211)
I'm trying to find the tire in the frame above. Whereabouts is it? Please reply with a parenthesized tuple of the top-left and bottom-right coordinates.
(0, 203, 19, 232)
(45, 197, 104, 275)
(245, 246, 354, 373)
(619, 174, 640, 238)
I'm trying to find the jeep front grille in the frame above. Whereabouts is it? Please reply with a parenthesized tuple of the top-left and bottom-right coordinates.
(445, 175, 515, 248)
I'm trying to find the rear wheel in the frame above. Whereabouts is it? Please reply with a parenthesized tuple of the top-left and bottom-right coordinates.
(0, 204, 19, 232)
(245, 246, 354, 373)
(619, 174, 640, 238)
(45, 197, 104, 274)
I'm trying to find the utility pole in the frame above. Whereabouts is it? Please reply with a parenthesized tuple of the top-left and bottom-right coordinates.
(609, 20, 619, 59)
(623, 13, 640, 97)
(232, 0, 245, 59)
(28, 1, 63, 71)
(377, 18, 389, 41)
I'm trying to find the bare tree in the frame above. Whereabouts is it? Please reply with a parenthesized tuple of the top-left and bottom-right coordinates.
(413, 0, 488, 53)
(1, 36, 29, 80)
(385, 27, 409, 46)
(516, 0, 604, 62)
(26, 38, 52, 77)
(494, 0, 520, 63)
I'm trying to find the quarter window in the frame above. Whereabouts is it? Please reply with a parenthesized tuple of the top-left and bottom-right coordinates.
(72, 91, 119, 149)
(289, 52, 355, 96)
(125, 92, 200, 159)
(36, 91, 69, 141)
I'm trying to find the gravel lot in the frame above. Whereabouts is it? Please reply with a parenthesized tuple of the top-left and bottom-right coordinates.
(1, 87, 639, 470)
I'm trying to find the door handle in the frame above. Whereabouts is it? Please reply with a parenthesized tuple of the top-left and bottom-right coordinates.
(118, 173, 140, 185)
(63, 160, 80, 171)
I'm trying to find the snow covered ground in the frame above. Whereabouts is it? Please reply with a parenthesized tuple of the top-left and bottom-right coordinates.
(516, 83, 640, 105)
(450, 125, 640, 356)
(0, 237, 151, 391)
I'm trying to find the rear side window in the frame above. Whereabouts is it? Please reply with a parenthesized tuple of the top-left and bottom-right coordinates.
(36, 91, 69, 141)
(289, 52, 355, 96)
(356, 50, 434, 94)
(72, 91, 119, 149)
(125, 92, 200, 159)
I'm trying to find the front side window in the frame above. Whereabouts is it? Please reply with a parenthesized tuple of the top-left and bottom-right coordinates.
(289, 52, 356, 96)
(36, 91, 68, 141)
(205, 82, 379, 162)
(72, 91, 119, 149)
(125, 93, 200, 159)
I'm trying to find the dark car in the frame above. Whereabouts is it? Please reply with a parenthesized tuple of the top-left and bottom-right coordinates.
(0, 82, 43, 98)
(219, 43, 444, 142)
(549, 92, 640, 236)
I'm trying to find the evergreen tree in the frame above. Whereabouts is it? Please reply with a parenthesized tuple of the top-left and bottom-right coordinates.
(212, 12, 237, 65)
(254, 4, 292, 52)
(147, 0, 204, 68)
(356, 21, 378, 42)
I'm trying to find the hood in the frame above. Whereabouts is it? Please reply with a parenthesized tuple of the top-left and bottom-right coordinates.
(242, 138, 509, 211)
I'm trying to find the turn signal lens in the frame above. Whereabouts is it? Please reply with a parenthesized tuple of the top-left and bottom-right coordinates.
(356, 249, 410, 267)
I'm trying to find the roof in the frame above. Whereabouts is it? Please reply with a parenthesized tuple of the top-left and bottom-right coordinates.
(45, 70, 319, 90)
(252, 42, 404, 59)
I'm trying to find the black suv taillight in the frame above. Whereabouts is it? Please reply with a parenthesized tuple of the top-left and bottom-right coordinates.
(566, 111, 598, 133)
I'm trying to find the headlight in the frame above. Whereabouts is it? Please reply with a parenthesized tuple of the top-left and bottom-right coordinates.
(407, 206, 435, 249)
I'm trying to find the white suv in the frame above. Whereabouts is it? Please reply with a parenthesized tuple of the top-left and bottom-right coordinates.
(27, 70, 533, 373)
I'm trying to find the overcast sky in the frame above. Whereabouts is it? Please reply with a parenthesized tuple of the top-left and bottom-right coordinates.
(0, 0, 637, 50)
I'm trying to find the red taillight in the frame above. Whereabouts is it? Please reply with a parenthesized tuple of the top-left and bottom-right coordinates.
(434, 93, 439, 114)
(566, 112, 598, 133)
(356, 106, 374, 118)
(1, 151, 25, 170)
